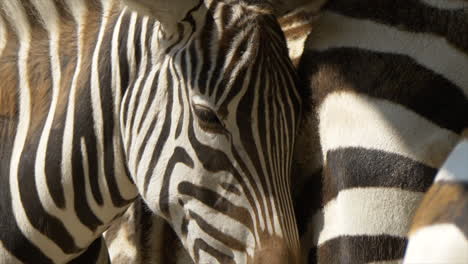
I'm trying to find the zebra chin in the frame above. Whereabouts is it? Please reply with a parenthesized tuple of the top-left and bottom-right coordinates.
(174, 211, 302, 264)
(141, 176, 302, 264)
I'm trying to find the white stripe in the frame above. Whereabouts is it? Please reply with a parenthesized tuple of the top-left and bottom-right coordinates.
(111, 10, 138, 201)
(286, 33, 309, 64)
(90, 0, 114, 211)
(311, 188, 423, 246)
(404, 224, 468, 263)
(319, 92, 459, 168)
(310, 12, 468, 97)
(4, 0, 67, 261)
(126, 12, 138, 82)
(435, 139, 468, 183)
(0, 16, 7, 57)
(420, 0, 468, 9)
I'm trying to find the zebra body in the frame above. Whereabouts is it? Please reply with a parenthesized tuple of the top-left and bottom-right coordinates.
(0, 0, 303, 263)
(294, 0, 468, 263)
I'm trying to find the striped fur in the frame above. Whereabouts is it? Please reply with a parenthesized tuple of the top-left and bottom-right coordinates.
(103, 5, 320, 264)
(0, 0, 303, 263)
(105, 1, 468, 263)
(294, 0, 468, 263)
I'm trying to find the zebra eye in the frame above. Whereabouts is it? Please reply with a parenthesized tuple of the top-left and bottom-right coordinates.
(193, 104, 225, 133)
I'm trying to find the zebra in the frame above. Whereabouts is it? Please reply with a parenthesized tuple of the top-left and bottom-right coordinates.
(291, 0, 468, 263)
(404, 128, 468, 263)
(102, 4, 321, 264)
(0, 0, 303, 263)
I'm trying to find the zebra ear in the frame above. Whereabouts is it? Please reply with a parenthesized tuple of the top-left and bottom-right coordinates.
(122, 0, 200, 32)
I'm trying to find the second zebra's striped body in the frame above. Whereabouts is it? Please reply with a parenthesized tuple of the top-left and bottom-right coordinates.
(295, 0, 468, 263)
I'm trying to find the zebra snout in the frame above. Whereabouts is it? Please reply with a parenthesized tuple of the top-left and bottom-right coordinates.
(250, 238, 300, 264)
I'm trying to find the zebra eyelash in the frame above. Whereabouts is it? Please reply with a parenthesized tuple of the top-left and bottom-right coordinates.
(192, 104, 226, 134)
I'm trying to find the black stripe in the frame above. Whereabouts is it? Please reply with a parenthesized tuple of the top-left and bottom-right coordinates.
(72, 80, 104, 231)
(453, 184, 468, 239)
(220, 182, 241, 196)
(193, 238, 235, 264)
(126, 66, 152, 151)
(324, 0, 468, 52)
(133, 16, 144, 73)
(300, 48, 468, 133)
(235, 57, 271, 225)
(212, 23, 251, 101)
(311, 235, 407, 264)
(68, 237, 108, 264)
(322, 147, 436, 205)
(142, 70, 173, 196)
(99, 17, 134, 207)
(188, 210, 246, 251)
(117, 12, 131, 95)
(196, 4, 216, 96)
(159, 147, 194, 217)
(138, 198, 158, 264)
(178, 181, 254, 231)
(18, 122, 82, 254)
(293, 169, 323, 236)
(135, 19, 158, 135)
(186, 112, 258, 229)
(0, 126, 53, 263)
(136, 70, 159, 134)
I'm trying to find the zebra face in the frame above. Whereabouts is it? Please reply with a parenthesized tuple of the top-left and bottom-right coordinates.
(121, 0, 302, 263)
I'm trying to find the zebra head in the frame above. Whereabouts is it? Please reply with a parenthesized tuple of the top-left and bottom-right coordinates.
(120, 0, 302, 263)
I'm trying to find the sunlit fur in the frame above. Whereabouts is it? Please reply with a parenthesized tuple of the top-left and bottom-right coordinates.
(0, 0, 302, 263)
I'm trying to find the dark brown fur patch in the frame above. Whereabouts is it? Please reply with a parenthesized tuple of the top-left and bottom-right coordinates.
(250, 233, 300, 264)
(462, 128, 468, 139)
